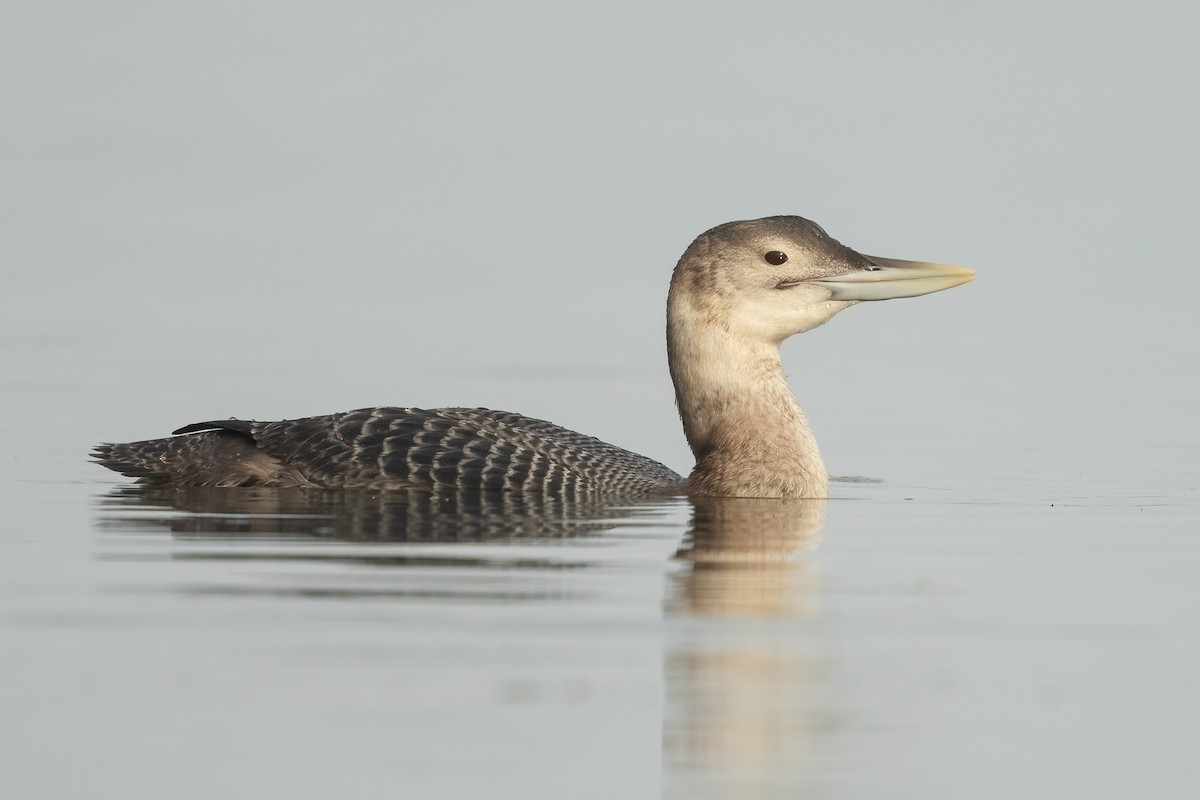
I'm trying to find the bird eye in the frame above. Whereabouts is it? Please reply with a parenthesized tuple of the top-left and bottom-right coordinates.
(764, 251, 788, 265)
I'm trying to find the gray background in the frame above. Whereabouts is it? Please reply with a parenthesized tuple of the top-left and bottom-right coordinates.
(6, 1, 1197, 473)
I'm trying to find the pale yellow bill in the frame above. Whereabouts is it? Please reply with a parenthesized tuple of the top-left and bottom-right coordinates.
(815, 255, 976, 301)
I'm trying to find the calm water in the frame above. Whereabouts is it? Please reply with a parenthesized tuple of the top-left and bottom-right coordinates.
(4, 441, 1196, 798)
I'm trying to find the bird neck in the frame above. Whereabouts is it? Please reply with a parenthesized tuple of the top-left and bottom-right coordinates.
(667, 308, 828, 498)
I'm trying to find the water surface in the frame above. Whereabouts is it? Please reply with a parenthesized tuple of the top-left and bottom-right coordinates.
(4, 461, 1195, 799)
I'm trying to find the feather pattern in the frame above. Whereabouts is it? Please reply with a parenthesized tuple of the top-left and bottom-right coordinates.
(94, 407, 684, 495)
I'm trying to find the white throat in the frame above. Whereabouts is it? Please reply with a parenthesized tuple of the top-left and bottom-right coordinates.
(667, 295, 828, 498)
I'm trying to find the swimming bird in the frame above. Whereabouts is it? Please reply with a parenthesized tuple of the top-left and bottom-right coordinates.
(93, 216, 973, 498)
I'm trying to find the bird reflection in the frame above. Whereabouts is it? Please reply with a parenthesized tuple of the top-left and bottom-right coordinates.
(95, 485, 829, 793)
(671, 496, 824, 616)
(96, 484, 662, 543)
(664, 497, 826, 798)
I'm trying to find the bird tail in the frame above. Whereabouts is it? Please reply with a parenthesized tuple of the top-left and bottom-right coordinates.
(92, 431, 253, 485)
(92, 437, 180, 481)
(92, 430, 309, 487)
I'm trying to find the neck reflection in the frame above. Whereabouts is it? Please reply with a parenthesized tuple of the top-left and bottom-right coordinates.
(665, 496, 826, 797)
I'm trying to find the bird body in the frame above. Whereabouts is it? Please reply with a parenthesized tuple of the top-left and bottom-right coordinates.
(94, 216, 974, 498)
(95, 407, 684, 494)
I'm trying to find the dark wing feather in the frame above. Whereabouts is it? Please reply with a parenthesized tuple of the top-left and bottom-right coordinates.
(247, 407, 684, 494)
(172, 419, 256, 436)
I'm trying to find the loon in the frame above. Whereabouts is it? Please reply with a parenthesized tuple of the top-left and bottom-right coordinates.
(93, 216, 974, 498)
